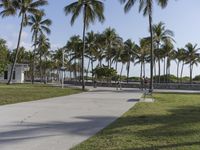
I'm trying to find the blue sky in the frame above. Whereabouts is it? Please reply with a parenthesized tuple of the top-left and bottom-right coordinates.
(1, 0, 200, 77)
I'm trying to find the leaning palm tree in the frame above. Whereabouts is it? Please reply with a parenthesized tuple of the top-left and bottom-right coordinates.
(64, 0, 105, 90)
(120, 0, 170, 92)
(185, 43, 200, 83)
(28, 11, 52, 84)
(0, 0, 48, 84)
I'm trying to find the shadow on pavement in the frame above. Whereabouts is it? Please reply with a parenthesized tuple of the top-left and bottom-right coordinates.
(0, 116, 116, 145)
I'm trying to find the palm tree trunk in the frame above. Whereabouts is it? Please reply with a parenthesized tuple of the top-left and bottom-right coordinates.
(40, 52, 42, 82)
(120, 63, 124, 82)
(149, 13, 154, 92)
(32, 31, 38, 84)
(140, 62, 143, 79)
(180, 62, 184, 83)
(143, 62, 146, 78)
(44, 54, 47, 84)
(7, 14, 25, 84)
(190, 63, 192, 84)
(91, 59, 94, 82)
(163, 57, 166, 83)
(126, 61, 130, 83)
(81, 5, 87, 90)
(109, 59, 112, 69)
(115, 61, 118, 71)
(158, 59, 161, 83)
(154, 60, 156, 82)
(86, 58, 91, 81)
(177, 61, 180, 83)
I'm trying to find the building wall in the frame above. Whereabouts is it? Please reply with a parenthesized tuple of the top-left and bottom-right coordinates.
(0, 64, 28, 83)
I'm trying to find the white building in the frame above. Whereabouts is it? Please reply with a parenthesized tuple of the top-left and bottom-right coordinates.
(0, 64, 29, 83)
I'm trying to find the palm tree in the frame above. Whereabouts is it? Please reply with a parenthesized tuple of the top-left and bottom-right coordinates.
(0, 0, 16, 17)
(64, 0, 105, 90)
(112, 46, 123, 73)
(185, 43, 200, 83)
(123, 39, 138, 83)
(0, 0, 48, 84)
(161, 39, 174, 82)
(95, 33, 106, 67)
(102, 28, 123, 68)
(175, 48, 185, 83)
(135, 37, 150, 79)
(120, 0, 170, 92)
(28, 11, 52, 83)
(179, 48, 187, 83)
(52, 48, 64, 81)
(85, 31, 98, 81)
(66, 35, 83, 81)
(152, 21, 174, 82)
(35, 34, 50, 82)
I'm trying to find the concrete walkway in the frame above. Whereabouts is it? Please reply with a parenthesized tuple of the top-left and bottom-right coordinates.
(0, 87, 142, 150)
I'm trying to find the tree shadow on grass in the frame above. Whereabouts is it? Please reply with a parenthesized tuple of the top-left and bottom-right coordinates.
(105, 105, 200, 149)
(125, 141, 200, 150)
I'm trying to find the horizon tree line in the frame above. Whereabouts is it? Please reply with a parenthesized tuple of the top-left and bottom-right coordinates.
(1, 24, 200, 84)
(1, 0, 200, 91)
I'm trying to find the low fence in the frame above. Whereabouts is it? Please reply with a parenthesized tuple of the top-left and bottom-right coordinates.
(64, 81, 200, 90)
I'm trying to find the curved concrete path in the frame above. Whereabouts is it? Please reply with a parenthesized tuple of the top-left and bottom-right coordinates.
(0, 87, 142, 150)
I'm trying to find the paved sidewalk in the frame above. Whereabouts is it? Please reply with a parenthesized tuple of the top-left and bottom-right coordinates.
(0, 87, 142, 150)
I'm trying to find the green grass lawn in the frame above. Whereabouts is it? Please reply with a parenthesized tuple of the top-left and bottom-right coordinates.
(0, 84, 81, 105)
(72, 93, 200, 150)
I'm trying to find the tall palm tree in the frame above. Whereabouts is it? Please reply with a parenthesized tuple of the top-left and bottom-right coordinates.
(124, 39, 138, 83)
(35, 34, 50, 82)
(0, 0, 48, 84)
(28, 11, 52, 83)
(120, 0, 170, 92)
(176, 48, 185, 83)
(102, 28, 123, 68)
(95, 33, 106, 67)
(185, 43, 200, 83)
(112, 47, 124, 75)
(66, 35, 83, 81)
(85, 31, 98, 81)
(52, 48, 64, 80)
(135, 37, 150, 79)
(161, 39, 174, 82)
(152, 21, 174, 82)
(179, 48, 187, 83)
(64, 0, 105, 90)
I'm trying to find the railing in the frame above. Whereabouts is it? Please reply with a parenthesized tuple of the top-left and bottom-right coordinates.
(64, 80, 200, 90)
